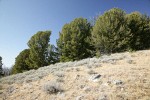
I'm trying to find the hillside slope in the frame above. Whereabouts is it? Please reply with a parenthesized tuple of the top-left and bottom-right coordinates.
(0, 50, 150, 100)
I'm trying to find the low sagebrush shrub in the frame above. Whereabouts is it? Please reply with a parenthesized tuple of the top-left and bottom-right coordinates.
(87, 70, 97, 75)
(56, 78, 64, 83)
(43, 82, 63, 94)
(54, 72, 65, 77)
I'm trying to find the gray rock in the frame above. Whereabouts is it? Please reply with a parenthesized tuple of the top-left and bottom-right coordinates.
(89, 74, 101, 82)
(113, 80, 123, 85)
(92, 74, 101, 79)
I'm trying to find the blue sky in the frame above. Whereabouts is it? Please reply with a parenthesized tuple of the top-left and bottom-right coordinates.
(0, 0, 150, 67)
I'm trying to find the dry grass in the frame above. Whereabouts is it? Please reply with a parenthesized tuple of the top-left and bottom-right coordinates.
(0, 50, 150, 100)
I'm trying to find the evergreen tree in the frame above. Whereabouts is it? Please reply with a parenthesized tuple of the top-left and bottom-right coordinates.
(126, 12, 150, 50)
(0, 56, 3, 77)
(47, 44, 60, 64)
(26, 31, 51, 69)
(92, 8, 130, 56)
(57, 18, 94, 62)
(11, 49, 30, 74)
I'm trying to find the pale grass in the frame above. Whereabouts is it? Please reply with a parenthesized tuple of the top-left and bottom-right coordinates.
(0, 50, 150, 100)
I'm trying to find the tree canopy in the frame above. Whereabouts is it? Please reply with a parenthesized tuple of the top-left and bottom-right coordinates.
(9, 8, 150, 74)
(0, 56, 3, 77)
(57, 18, 94, 62)
(26, 31, 51, 69)
(92, 8, 130, 56)
(126, 12, 150, 50)
(47, 44, 60, 64)
(11, 49, 30, 74)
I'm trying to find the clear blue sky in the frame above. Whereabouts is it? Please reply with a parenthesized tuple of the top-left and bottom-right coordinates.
(0, 0, 150, 67)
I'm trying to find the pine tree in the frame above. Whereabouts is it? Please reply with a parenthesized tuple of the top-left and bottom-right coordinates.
(92, 8, 130, 56)
(0, 56, 3, 77)
(57, 18, 94, 62)
(11, 49, 30, 74)
(126, 12, 150, 50)
(26, 31, 51, 69)
(47, 44, 60, 64)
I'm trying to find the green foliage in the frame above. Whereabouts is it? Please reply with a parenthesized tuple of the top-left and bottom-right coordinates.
(11, 49, 30, 74)
(126, 12, 150, 50)
(47, 44, 60, 64)
(92, 8, 130, 56)
(0, 56, 3, 77)
(12, 31, 60, 73)
(57, 18, 94, 62)
(5, 8, 150, 74)
(26, 31, 51, 69)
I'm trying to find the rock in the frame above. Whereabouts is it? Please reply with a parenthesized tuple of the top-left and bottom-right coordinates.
(89, 74, 101, 82)
(93, 74, 101, 79)
(57, 92, 66, 98)
(113, 80, 123, 85)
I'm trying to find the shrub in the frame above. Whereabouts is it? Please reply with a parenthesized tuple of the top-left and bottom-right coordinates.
(0, 85, 2, 90)
(43, 82, 63, 94)
(87, 70, 97, 75)
(75, 68, 80, 71)
(54, 72, 65, 77)
(56, 78, 64, 83)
